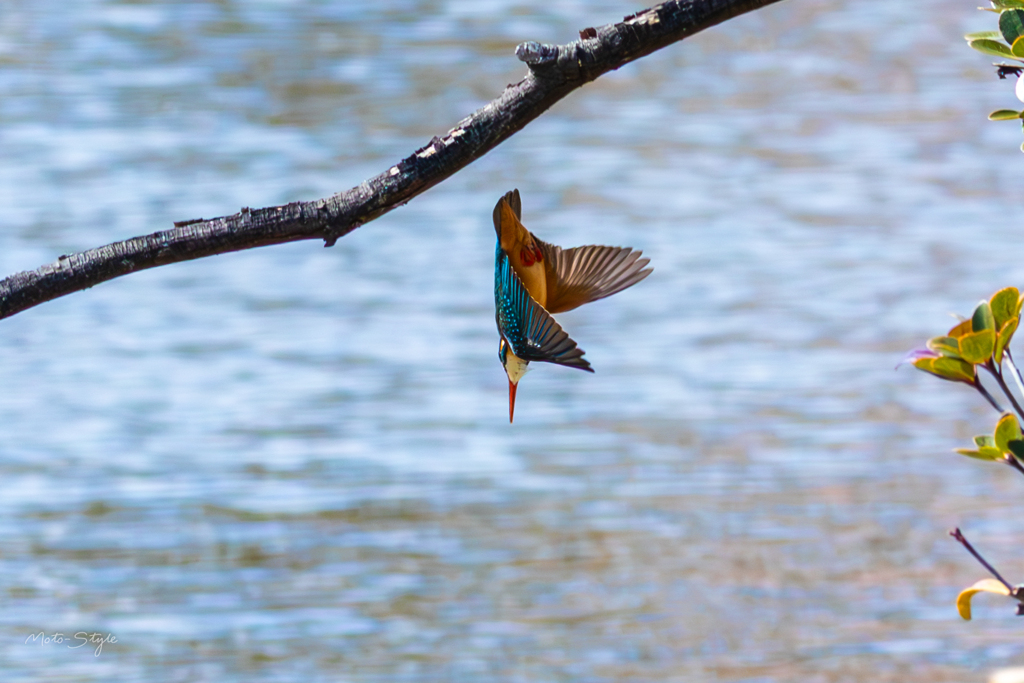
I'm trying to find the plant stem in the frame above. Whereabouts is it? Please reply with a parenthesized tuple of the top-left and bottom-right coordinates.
(994, 364, 1024, 418)
(1005, 454, 1024, 478)
(975, 376, 1006, 413)
(1005, 351, 1024, 398)
(950, 527, 1017, 594)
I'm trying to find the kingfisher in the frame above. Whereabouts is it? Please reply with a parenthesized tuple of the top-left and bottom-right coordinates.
(493, 189, 652, 422)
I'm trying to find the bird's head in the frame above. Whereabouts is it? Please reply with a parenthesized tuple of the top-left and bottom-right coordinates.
(498, 338, 530, 423)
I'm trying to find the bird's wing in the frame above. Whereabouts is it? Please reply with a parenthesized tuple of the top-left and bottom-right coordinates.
(495, 248, 593, 372)
(537, 241, 653, 314)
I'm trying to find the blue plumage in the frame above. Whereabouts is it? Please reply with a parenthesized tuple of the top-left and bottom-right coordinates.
(494, 241, 591, 371)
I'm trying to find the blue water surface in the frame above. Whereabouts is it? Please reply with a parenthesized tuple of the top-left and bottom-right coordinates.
(1, 0, 1023, 681)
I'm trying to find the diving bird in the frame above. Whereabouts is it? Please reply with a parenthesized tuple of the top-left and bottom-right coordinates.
(493, 189, 652, 422)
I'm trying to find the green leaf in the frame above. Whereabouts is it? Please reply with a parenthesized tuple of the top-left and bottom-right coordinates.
(970, 38, 1016, 58)
(973, 300, 996, 331)
(926, 336, 962, 357)
(989, 109, 1024, 120)
(959, 329, 996, 363)
(956, 447, 1006, 460)
(995, 413, 1022, 452)
(911, 357, 944, 382)
(990, 287, 1020, 328)
(995, 317, 1019, 363)
(980, 446, 1005, 459)
(1001, 9, 1024, 45)
(931, 356, 977, 382)
(966, 30, 1004, 40)
(976, 434, 997, 448)
(993, 0, 1024, 8)
(1008, 439, 1024, 460)
(1013, 35, 1024, 57)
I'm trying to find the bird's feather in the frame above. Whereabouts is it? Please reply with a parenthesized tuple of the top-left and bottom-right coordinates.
(493, 190, 548, 306)
(495, 246, 592, 372)
(537, 241, 652, 314)
(491, 189, 522, 236)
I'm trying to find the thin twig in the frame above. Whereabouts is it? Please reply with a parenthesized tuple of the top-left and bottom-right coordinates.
(950, 527, 1016, 593)
(986, 363, 1024, 417)
(0, 0, 785, 322)
(1005, 351, 1024, 398)
(1004, 454, 1024, 478)
(974, 377, 1005, 413)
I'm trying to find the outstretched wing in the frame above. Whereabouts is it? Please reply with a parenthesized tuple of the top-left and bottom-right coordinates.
(495, 246, 593, 372)
(537, 241, 652, 314)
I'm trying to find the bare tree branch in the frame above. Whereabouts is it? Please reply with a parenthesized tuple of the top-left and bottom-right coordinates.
(0, 0, 784, 321)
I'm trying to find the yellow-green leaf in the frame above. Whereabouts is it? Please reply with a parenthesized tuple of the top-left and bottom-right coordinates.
(959, 329, 996, 363)
(934, 356, 978, 382)
(995, 317, 1019, 363)
(995, 413, 1023, 452)
(957, 578, 1011, 620)
(913, 357, 936, 371)
(975, 434, 997, 448)
(927, 336, 962, 357)
(989, 109, 1024, 121)
(993, 0, 1024, 9)
(956, 446, 1006, 460)
(991, 288, 1020, 328)
(966, 30, 1003, 40)
(1004, 315, 1020, 341)
(919, 356, 976, 383)
(1013, 35, 1024, 57)
(948, 319, 974, 338)
(970, 38, 1016, 58)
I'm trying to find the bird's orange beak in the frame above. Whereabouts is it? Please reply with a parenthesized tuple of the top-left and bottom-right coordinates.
(508, 379, 517, 423)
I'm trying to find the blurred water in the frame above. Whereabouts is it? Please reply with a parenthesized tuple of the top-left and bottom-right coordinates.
(2, 0, 1024, 680)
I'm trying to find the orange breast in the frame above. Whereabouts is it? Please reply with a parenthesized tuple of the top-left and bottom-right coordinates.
(497, 201, 548, 308)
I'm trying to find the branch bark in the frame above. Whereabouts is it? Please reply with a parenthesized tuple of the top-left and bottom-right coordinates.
(0, 0, 783, 321)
